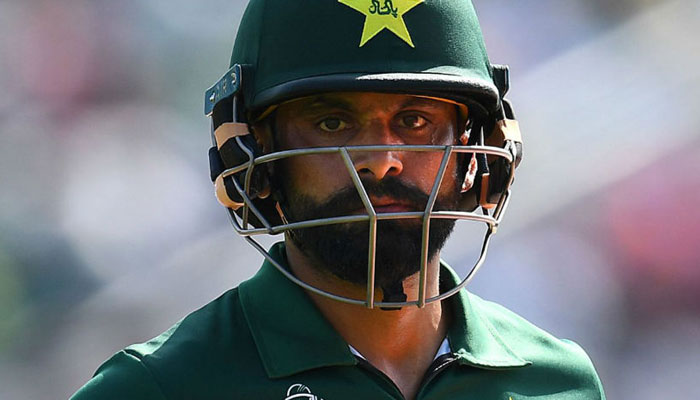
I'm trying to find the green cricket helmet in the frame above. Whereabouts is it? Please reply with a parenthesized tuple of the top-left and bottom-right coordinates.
(205, 0, 523, 309)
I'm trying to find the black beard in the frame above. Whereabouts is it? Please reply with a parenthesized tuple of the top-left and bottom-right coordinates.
(281, 176, 459, 290)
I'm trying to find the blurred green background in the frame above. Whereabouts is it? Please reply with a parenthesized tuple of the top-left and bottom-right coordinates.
(1, 0, 699, 398)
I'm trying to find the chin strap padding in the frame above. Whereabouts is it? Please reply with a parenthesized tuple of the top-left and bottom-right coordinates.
(209, 146, 225, 182)
(481, 116, 523, 207)
(465, 117, 523, 210)
(472, 124, 496, 210)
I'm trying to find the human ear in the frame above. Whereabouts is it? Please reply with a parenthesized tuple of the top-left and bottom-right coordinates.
(251, 119, 274, 153)
(461, 154, 478, 193)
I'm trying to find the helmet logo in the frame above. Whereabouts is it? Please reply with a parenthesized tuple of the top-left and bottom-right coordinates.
(338, 0, 425, 48)
(369, 0, 398, 17)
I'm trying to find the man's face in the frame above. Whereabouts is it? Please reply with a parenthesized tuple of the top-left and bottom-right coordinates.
(272, 92, 465, 291)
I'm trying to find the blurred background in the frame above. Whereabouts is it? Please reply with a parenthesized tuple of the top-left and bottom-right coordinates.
(1, 0, 698, 398)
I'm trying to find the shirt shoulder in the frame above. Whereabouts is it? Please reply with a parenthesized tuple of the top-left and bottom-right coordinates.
(71, 287, 268, 400)
(69, 350, 166, 400)
(468, 293, 606, 399)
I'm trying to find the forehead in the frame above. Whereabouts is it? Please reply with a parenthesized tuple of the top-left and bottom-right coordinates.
(276, 92, 458, 115)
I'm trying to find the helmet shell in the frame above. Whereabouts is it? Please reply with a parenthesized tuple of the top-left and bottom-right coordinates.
(231, 0, 499, 115)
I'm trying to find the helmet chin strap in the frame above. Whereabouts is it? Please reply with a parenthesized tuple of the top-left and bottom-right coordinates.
(380, 280, 407, 311)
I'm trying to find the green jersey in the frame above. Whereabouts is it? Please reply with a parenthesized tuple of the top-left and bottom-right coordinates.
(71, 242, 605, 399)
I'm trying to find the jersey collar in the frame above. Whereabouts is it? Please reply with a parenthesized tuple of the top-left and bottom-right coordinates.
(440, 264, 531, 369)
(239, 242, 529, 379)
(239, 242, 357, 378)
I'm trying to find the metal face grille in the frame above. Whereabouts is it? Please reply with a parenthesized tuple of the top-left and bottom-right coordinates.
(223, 142, 516, 309)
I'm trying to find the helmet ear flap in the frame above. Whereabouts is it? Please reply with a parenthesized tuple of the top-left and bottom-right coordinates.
(208, 95, 282, 228)
(211, 125, 269, 206)
(458, 108, 523, 212)
(458, 65, 523, 213)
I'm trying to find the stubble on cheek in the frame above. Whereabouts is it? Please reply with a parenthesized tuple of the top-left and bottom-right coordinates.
(279, 152, 352, 205)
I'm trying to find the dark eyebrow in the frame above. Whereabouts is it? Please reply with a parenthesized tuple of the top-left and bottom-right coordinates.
(304, 96, 356, 112)
(399, 97, 446, 110)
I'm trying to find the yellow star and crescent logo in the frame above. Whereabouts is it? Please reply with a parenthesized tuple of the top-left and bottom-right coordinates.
(338, 0, 425, 47)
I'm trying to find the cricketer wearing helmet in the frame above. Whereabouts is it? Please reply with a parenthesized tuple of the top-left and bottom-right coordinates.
(71, 1, 605, 399)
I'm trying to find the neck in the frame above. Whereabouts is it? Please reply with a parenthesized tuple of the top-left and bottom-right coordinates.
(284, 239, 450, 400)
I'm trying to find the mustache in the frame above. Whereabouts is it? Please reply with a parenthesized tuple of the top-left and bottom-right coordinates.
(313, 177, 430, 218)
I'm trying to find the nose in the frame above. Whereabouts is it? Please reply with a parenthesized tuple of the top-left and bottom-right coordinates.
(350, 121, 404, 180)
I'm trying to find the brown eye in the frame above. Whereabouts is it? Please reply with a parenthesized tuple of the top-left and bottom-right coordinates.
(318, 117, 347, 132)
(400, 115, 427, 129)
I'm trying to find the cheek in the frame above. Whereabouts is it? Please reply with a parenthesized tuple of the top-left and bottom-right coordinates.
(442, 156, 462, 194)
(430, 153, 463, 201)
(403, 150, 460, 194)
(280, 153, 351, 200)
(432, 126, 462, 195)
(276, 125, 345, 199)
(277, 122, 325, 151)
